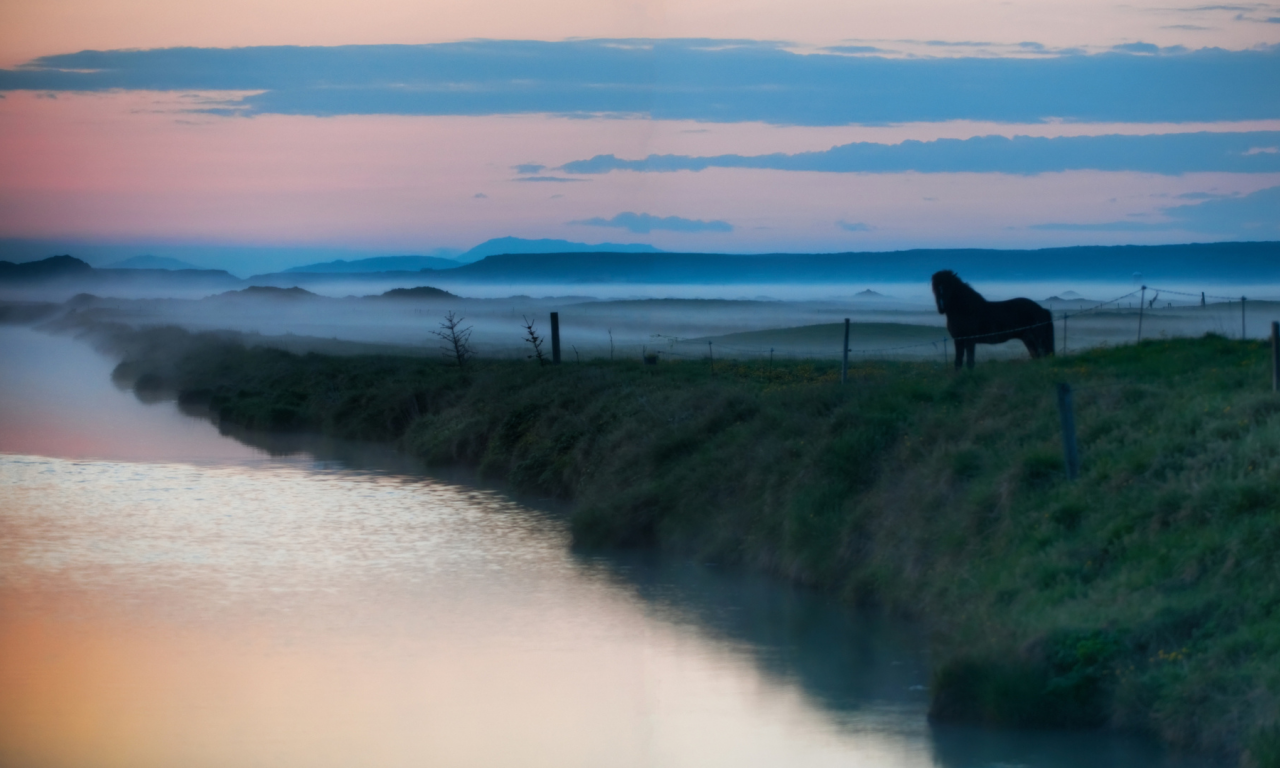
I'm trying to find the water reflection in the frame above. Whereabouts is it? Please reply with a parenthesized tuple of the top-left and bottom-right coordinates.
(0, 453, 937, 768)
(0, 325, 264, 463)
(582, 555, 1220, 768)
(589, 552, 931, 716)
(0, 326, 1222, 767)
(928, 725, 1211, 768)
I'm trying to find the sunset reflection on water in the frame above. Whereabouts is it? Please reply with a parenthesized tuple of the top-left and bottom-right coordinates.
(0, 454, 929, 768)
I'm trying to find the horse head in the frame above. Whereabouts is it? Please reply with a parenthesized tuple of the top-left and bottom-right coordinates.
(931, 270, 960, 314)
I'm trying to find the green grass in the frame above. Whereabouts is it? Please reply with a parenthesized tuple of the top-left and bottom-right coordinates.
(94, 322, 1280, 760)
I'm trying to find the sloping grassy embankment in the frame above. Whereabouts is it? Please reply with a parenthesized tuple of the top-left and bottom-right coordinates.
(92, 321, 1279, 764)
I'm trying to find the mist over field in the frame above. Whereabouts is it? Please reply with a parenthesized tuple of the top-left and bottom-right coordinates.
(5, 275, 1271, 367)
(4, 238, 1277, 374)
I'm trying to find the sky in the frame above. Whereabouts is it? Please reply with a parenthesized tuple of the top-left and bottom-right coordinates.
(1, 0, 1279, 271)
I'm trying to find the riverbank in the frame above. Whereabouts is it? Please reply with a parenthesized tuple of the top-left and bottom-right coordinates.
(76, 319, 1279, 764)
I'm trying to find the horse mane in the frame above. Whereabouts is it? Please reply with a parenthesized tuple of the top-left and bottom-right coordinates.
(932, 270, 986, 307)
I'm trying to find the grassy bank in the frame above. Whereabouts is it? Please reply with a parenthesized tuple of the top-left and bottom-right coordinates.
(89, 321, 1278, 763)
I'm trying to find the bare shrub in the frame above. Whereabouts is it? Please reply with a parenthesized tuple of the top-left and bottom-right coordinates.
(431, 311, 473, 368)
(522, 315, 547, 366)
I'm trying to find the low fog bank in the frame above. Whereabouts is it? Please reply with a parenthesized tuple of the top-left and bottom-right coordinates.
(3, 279, 1278, 364)
(14, 288, 935, 359)
(0, 270, 242, 303)
(277, 279, 1280, 303)
(5, 270, 1277, 306)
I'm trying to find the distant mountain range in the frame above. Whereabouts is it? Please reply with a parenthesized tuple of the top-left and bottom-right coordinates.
(4, 242, 1278, 301)
(268, 237, 664, 273)
(106, 255, 205, 270)
(283, 255, 462, 273)
(415, 241, 1280, 285)
(454, 237, 664, 264)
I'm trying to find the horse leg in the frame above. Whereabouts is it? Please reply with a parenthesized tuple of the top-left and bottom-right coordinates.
(965, 342, 975, 370)
(954, 341, 965, 371)
(1021, 334, 1040, 359)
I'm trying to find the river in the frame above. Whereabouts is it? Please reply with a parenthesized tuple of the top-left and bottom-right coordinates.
(0, 326, 1218, 768)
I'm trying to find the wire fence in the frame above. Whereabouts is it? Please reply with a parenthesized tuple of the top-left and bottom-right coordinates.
(450, 282, 1279, 370)
(593, 284, 1280, 367)
(620, 287, 1123, 363)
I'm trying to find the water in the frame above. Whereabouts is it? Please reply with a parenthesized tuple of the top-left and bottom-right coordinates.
(0, 326, 1218, 768)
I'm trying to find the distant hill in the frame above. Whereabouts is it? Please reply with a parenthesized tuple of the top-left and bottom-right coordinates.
(106, 255, 203, 270)
(284, 255, 462, 273)
(0, 255, 242, 299)
(210, 286, 320, 300)
(456, 237, 664, 264)
(377, 286, 458, 300)
(0, 255, 93, 280)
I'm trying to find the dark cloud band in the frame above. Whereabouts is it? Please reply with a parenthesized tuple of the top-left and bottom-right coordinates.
(559, 132, 1280, 176)
(1, 40, 1277, 125)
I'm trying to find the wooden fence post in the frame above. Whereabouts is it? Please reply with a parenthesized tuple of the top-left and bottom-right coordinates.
(841, 318, 850, 384)
(1062, 314, 1068, 355)
(1137, 286, 1146, 342)
(1057, 383, 1080, 481)
(549, 312, 561, 364)
(1272, 321, 1278, 393)
(1241, 296, 1247, 340)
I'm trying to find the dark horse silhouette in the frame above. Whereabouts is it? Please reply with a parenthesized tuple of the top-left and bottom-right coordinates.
(931, 270, 1054, 370)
